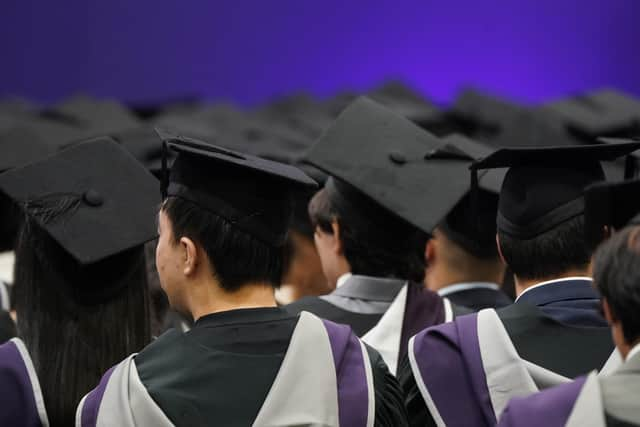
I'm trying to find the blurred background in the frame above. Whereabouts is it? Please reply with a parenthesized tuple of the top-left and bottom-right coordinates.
(2, 0, 640, 106)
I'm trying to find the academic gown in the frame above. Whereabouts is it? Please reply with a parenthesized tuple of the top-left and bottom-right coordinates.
(399, 278, 616, 427)
(0, 338, 48, 427)
(438, 282, 512, 311)
(286, 275, 470, 375)
(499, 349, 640, 427)
(76, 307, 408, 427)
(0, 310, 16, 344)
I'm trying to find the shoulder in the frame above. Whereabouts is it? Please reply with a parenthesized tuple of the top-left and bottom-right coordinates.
(498, 377, 587, 426)
(134, 328, 185, 376)
(285, 296, 338, 315)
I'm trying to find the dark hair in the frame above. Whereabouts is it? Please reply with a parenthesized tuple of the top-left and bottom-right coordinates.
(14, 215, 151, 426)
(162, 196, 283, 290)
(309, 183, 428, 283)
(593, 226, 640, 344)
(498, 214, 593, 280)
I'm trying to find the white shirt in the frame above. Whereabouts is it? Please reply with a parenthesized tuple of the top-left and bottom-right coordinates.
(336, 273, 352, 289)
(626, 342, 640, 362)
(515, 276, 593, 302)
(437, 282, 500, 297)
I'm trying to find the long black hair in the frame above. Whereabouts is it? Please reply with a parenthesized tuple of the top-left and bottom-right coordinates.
(13, 205, 151, 426)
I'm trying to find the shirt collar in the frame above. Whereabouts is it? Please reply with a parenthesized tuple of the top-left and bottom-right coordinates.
(627, 343, 640, 362)
(437, 282, 500, 297)
(516, 276, 593, 302)
(336, 272, 352, 289)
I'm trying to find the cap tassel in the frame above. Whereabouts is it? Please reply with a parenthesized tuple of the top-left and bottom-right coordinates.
(624, 155, 637, 180)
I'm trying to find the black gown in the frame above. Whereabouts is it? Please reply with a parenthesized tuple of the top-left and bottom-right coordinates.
(0, 310, 15, 345)
(135, 307, 408, 426)
(399, 279, 614, 427)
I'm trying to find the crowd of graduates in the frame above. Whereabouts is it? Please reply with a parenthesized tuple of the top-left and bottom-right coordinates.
(0, 82, 639, 426)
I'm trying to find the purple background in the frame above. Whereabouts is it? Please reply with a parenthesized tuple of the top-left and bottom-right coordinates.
(1, 0, 639, 107)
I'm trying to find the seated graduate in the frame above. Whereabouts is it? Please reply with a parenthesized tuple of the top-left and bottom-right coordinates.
(424, 134, 511, 310)
(77, 133, 408, 427)
(398, 139, 640, 427)
(499, 221, 640, 427)
(425, 188, 511, 310)
(0, 138, 157, 426)
(286, 97, 475, 374)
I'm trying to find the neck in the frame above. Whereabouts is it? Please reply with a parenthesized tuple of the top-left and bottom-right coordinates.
(188, 280, 277, 322)
(514, 268, 590, 298)
(427, 264, 504, 292)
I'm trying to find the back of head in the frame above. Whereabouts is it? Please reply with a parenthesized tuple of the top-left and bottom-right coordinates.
(309, 179, 428, 283)
(14, 213, 150, 426)
(162, 195, 285, 291)
(593, 226, 640, 345)
(437, 190, 504, 282)
(497, 163, 605, 281)
(0, 138, 159, 426)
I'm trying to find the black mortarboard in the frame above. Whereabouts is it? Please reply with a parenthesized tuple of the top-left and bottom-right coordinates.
(304, 97, 474, 235)
(367, 81, 442, 126)
(470, 139, 640, 239)
(51, 95, 140, 137)
(452, 89, 575, 147)
(160, 132, 317, 247)
(0, 137, 160, 265)
(543, 89, 640, 140)
(584, 178, 640, 247)
(437, 134, 502, 257)
(0, 114, 84, 172)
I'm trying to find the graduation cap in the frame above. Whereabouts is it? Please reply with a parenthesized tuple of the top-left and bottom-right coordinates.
(0, 137, 160, 265)
(584, 178, 640, 247)
(159, 132, 317, 247)
(51, 95, 141, 136)
(451, 89, 575, 148)
(367, 81, 442, 126)
(0, 113, 85, 172)
(303, 97, 475, 235)
(470, 139, 640, 239)
(543, 89, 640, 140)
(436, 134, 503, 257)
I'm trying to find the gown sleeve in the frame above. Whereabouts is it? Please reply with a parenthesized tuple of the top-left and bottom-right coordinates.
(365, 343, 409, 427)
(397, 354, 437, 427)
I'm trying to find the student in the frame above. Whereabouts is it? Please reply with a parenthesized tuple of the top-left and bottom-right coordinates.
(426, 189, 511, 310)
(499, 223, 640, 427)
(77, 134, 408, 427)
(0, 138, 158, 426)
(287, 98, 476, 374)
(425, 134, 511, 311)
(399, 140, 640, 427)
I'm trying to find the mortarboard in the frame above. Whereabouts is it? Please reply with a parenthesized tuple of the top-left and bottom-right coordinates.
(470, 139, 640, 239)
(543, 89, 640, 140)
(303, 97, 475, 235)
(437, 134, 503, 257)
(367, 81, 443, 127)
(584, 178, 640, 246)
(0, 137, 160, 265)
(452, 89, 575, 148)
(160, 132, 317, 247)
